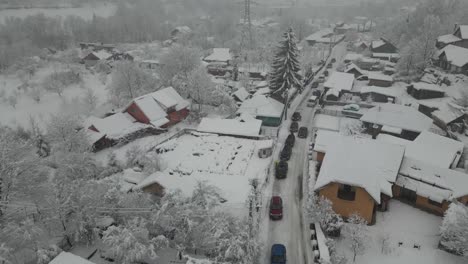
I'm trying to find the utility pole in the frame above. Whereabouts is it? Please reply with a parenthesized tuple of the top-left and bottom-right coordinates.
(240, 0, 253, 52)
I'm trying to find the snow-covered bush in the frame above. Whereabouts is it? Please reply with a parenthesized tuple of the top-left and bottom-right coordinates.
(440, 202, 468, 256)
(307, 194, 344, 236)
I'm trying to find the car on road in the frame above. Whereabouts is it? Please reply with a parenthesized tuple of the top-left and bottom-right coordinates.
(331, 58, 336, 63)
(269, 197, 283, 220)
(280, 145, 292, 161)
(324, 70, 329, 77)
(292, 112, 301, 121)
(285, 133, 295, 147)
(290, 121, 299, 132)
(327, 63, 333, 69)
(298, 127, 308, 138)
(307, 95, 317, 107)
(312, 89, 321, 97)
(317, 75, 326, 83)
(275, 161, 288, 179)
(271, 244, 287, 264)
(311, 81, 319, 88)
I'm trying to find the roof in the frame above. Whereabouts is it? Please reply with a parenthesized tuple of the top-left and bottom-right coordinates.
(305, 28, 334, 41)
(324, 72, 354, 92)
(197, 118, 262, 137)
(398, 157, 468, 202)
(431, 101, 465, 124)
(455, 25, 468, 39)
(133, 95, 168, 125)
(360, 86, 398, 97)
(93, 50, 112, 60)
(371, 39, 386, 49)
(204, 48, 232, 62)
(135, 172, 164, 190)
(344, 53, 364, 62)
(435, 44, 468, 67)
(368, 72, 393, 82)
(50, 252, 95, 264)
(152, 87, 189, 111)
(344, 63, 365, 75)
(87, 113, 151, 140)
(376, 133, 412, 147)
(232, 87, 250, 102)
(405, 131, 464, 169)
(256, 139, 274, 149)
(313, 130, 340, 153)
(381, 125, 403, 134)
(237, 94, 284, 118)
(411, 82, 444, 93)
(360, 104, 433, 133)
(314, 136, 405, 203)
(437, 34, 461, 44)
(372, 53, 400, 59)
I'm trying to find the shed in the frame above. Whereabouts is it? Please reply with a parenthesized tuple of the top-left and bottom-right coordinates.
(368, 72, 393, 87)
(433, 44, 468, 74)
(370, 37, 398, 54)
(360, 86, 398, 103)
(407, 82, 444, 100)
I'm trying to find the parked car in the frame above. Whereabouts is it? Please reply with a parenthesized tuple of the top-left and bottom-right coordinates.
(327, 63, 333, 69)
(307, 95, 317, 107)
(269, 196, 283, 220)
(298, 127, 308, 138)
(292, 112, 301, 121)
(312, 90, 322, 97)
(275, 161, 288, 179)
(271, 244, 287, 264)
(311, 81, 319, 88)
(317, 75, 326, 83)
(324, 70, 329, 77)
(285, 133, 295, 147)
(331, 58, 336, 63)
(280, 146, 292, 161)
(290, 121, 299, 132)
(343, 104, 360, 111)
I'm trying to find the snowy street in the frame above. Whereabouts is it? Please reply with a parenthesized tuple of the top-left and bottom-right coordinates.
(261, 42, 347, 264)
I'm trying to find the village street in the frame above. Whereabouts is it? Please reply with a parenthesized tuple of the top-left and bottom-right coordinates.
(262, 42, 347, 264)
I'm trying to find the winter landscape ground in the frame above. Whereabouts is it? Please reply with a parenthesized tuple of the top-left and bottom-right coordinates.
(1, 0, 468, 264)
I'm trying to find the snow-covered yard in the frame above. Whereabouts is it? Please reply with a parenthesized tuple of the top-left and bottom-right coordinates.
(335, 200, 467, 264)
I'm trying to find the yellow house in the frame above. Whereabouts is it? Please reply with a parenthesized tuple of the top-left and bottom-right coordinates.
(314, 136, 405, 224)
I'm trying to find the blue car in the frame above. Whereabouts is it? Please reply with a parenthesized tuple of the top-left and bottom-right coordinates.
(271, 244, 286, 264)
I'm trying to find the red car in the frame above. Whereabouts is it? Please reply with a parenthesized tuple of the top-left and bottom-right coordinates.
(269, 196, 283, 220)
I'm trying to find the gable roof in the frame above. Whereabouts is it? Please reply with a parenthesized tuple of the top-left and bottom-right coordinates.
(360, 104, 433, 133)
(368, 72, 393, 82)
(314, 136, 405, 203)
(324, 72, 354, 92)
(204, 48, 232, 62)
(313, 130, 341, 153)
(371, 39, 386, 49)
(152, 87, 189, 111)
(197, 118, 262, 138)
(237, 94, 284, 118)
(431, 101, 465, 124)
(86, 113, 151, 140)
(455, 25, 468, 39)
(305, 28, 334, 41)
(133, 95, 169, 126)
(437, 34, 461, 45)
(50, 252, 95, 264)
(436, 44, 468, 67)
(344, 63, 366, 76)
(360, 86, 398, 98)
(232, 87, 250, 102)
(410, 82, 444, 93)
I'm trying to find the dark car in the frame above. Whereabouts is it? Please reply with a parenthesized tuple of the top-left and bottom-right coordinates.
(311, 81, 319, 88)
(292, 112, 301, 121)
(324, 70, 329, 77)
(298, 127, 308, 138)
(280, 146, 292, 161)
(290, 121, 299, 132)
(312, 89, 322, 97)
(285, 133, 295, 147)
(275, 161, 288, 179)
(331, 58, 336, 63)
(327, 63, 333, 69)
(270, 196, 283, 220)
(271, 244, 287, 264)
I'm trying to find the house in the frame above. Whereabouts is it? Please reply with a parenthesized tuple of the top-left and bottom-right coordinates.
(237, 94, 285, 127)
(433, 45, 468, 74)
(238, 63, 268, 80)
(325, 89, 340, 101)
(418, 100, 467, 130)
(232, 87, 250, 103)
(171, 25, 192, 39)
(360, 104, 433, 140)
(85, 113, 157, 151)
(197, 117, 262, 139)
(203, 48, 232, 64)
(360, 86, 398, 103)
(50, 252, 95, 264)
(81, 50, 112, 67)
(124, 87, 190, 128)
(370, 37, 398, 54)
(257, 139, 274, 158)
(407, 82, 445, 100)
(436, 25, 468, 49)
(323, 72, 355, 99)
(344, 63, 366, 78)
(368, 72, 393, 87)
(312, 130, 341, 162)
(134, 172, 166, 196)
(305, 28, 338, 46)
(334, 23, 352, 34)
(314, 136, 405, 224)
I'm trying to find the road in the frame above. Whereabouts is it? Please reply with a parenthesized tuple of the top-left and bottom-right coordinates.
(262, 41, 347, 264)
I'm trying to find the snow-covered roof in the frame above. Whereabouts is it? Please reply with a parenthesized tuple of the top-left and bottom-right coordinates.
(360, 104, 433, 133)
(411, 82, 444, 92)
(344, 63, 365, 76)
(122, 168, 147, 184)
(232, 87, 250, 102)
(376, 133, 412, 147)
(314, 136, 405, 203)
(372, 53, 400, 59)
(313, 130, 340, 153)
(133, 95, 168, 125)
(50, 252, 95, 264)
(152, 87, 189, 111)
(431, 101, 465, 124)
(368, 72, 393, 82)
(371, 39, 385, 49)
(197, 118, 262, 138)
(398, 157, 468, 201)
(313, 114, 340, 131)
(435, 44, 468, 67)
(381, 125, 403, 134)
(135, 172, 163, 190)
(256, 139, 274, 150)
(173, 25, 192, 34)
(204, 48, 232, 62)
(455, 25, 468, 39)
(360, 86, 398, 97)
(87, 113, 151, 140)
(406, 131, 464, 169)
(324, 72, 354, 92)
(93, 50, 112, 60)
(344, 53, 363, 62)
(305, 28, 334, 41)
(237, 94, 284, 118)
(437, 34, 461, 44)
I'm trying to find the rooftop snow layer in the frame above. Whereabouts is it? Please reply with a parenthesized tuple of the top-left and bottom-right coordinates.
(197, 117, 262, 138)
(313, 130, 341, 153)
(305, 28, 334, 41)
(134, 95, 168, 125)
(237, 94, 284, 118)
(431, 101, 465, 124)
(437, 34, 461, 44)
(411, 82, 444, 92)
(232, 87, 250, 102)
(314, 136, 405, 203)
(368, 72, 393, 82)
(434, 44, 468, 67)
(371, 39, 385, 49)
(87, 113, 151, 139)
(360, 104, 433, 133)
(324, 72, 355, 92)
(50, 252, 95, 264)
(360, 86, 398, 97)
(456, 25, 468, 39)
(204, 48, 232, 62)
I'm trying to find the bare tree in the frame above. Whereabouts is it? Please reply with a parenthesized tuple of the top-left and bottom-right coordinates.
(344, 213, 368, 263)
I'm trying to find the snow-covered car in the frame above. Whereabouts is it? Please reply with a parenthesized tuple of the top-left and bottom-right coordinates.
(280, 145, 292, 161)
(343, 104, 360, 111)
(275, 161, 288, 179)
(298, 127, 308, 138)
(269, 196, 283, 220)
(317, 75, 326, 83)
(292, 112, 301, 121)
(285, 133, 295, 147)
(290, 121, 299, 133)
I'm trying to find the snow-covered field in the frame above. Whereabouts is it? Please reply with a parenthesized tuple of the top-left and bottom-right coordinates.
(336, 200, 467, 264)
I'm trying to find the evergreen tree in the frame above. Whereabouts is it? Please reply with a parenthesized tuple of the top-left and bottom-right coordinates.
(269, 28, 302, 101)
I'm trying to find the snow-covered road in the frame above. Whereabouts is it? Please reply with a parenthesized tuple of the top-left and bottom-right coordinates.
(261, 42, 347, 264)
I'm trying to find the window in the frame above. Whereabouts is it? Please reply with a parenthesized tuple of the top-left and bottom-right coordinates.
(337, 184, 356, 201)
(428, 199, 443, 208)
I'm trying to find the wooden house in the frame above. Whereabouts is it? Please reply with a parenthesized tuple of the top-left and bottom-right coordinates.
(433, 44, 468, 74)
(370, 38, 398, 54)
(360, 86, 397, 103)
(436, 25, 468, 49)
(407, 82, 445, 100)
(368, 72, 393, 87)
